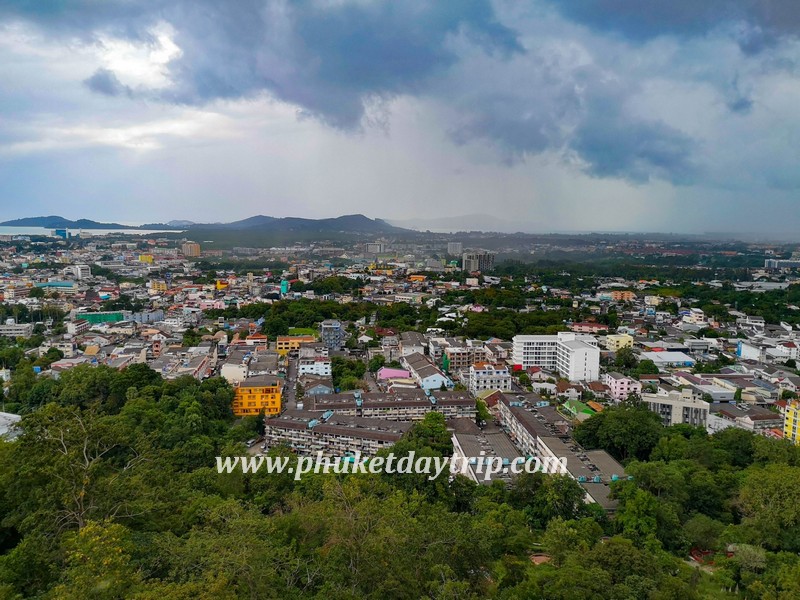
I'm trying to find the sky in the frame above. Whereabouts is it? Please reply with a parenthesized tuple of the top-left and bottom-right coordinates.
(1, 0, 799, 233)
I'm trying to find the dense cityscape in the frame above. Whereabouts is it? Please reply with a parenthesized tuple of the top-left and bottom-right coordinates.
(4, 0, 800, 597)
(0, 222, 798, 597)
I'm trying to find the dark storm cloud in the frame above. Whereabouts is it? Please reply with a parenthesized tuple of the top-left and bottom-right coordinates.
(1, 0, 798, 192)
(547, 0, 800, 51)
(83, 68, 131, 97)
(1, 0, 521, 128)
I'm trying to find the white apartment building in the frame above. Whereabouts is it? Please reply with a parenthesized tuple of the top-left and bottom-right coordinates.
(298, 356, 332, 377)
(66, 319, 90, 336)
(63, 264, 91, 280)
(469, 362, 512, 394)
(0, 322, 34, 338)
(512, 332, 600, 382)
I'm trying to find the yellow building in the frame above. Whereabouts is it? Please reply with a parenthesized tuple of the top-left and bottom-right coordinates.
(276, 335, 316, 355)
(138, 254, 154, 263)
(181, 242, 201, 257)
(784, 400, 800, 445)
(606, 333, 634, 352)
(232, 376, 283, 417)
(149, 280, 168, 292)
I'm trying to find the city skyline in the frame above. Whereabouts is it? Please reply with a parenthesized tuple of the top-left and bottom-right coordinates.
(1, 1, 800, 232)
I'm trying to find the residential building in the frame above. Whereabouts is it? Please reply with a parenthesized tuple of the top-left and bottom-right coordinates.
(399, 331, 426, 356)
(66, 319, 90, 336)
(642, 389, 709, 427)
(610, 291, 636, 302)
(605, 333, 633, 352)
(62, 264, 91, 280)
(570, 322, 608, 334)
(276, 335, 316, 355)
(320, 319, 345, 351)
(784, 400, 800, 445)
(402, 352, 453, 391)
(462, 252, 495, 272)
(443, 341, 487, 372)
(264, 411, 411, 457)
(603, 372, 642, 402)
(469, 362, 512, 395)
(0, 322, 34, 338)
(364, 242, 386, 254)
(232, 375, 282, 417)
(707, 404, 783, 435)
(181, 242, 201, 257)
(512, 332, 600, 382)
(298, 356, 332, 377)
(447, 242, 463, 256)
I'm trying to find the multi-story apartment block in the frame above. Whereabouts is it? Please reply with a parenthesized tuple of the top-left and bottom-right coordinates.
(298, 356, 332, 377)
(462, 252, 495, 272)
(180, 242, 201, 257)
(610, 291, 636, 302)
(66, 319, 90, 336)
(232, 375, 282, 417)
(469, 362, 512, 395)
(641, 389, 709, 428)
(307, 389, 475, 421)
(62, 264, 91, 280)
(784, 400, 800, 445)
(320, 319, 344, 351)
(605, 334, 633, 352)
(603, 372, 642, 402)
(443, 341, 487, 372)
(276, 335, 317, 355)
(512, 332, 600, 382)
(265, 412, 411, 457)
(0, 322, 34, 338)
(364, 242, 386, 254)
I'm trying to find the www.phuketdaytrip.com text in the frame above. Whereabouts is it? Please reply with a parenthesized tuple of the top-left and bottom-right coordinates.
(216, 451, 568, 481)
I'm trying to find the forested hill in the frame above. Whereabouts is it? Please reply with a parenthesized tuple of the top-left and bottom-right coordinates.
(0, 364, 799, 597)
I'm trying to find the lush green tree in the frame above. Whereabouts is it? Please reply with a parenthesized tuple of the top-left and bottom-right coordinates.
(574, 405, 664, 462)
(367, 355, 386, 373)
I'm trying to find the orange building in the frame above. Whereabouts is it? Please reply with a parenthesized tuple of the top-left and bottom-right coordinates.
(232, 376, 283, 417)
(610, 290, 636, 302)
(276, 335, 316, 355)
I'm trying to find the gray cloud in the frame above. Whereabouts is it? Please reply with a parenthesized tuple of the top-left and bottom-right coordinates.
(83, 68, 131, 97)
(546, 0, 800, 53)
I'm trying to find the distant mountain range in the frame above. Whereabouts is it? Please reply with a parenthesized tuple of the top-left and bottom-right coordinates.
(189, 214, 404, 233)
(0, 215, 140, 229)
(0, 214, 408, 234)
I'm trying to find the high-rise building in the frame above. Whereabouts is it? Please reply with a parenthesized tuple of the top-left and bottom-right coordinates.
(320, 319, 345, 351)
(512, 332, 600, 382)
(447, 242, 463, 256)
(462, 252, 495, 272)
(181, 242, 201, 257)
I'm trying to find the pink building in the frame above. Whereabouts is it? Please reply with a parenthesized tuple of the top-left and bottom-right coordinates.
(603, 372, 642, 402)
(570, 322, 607, 334)
(377, 367, 411, 381)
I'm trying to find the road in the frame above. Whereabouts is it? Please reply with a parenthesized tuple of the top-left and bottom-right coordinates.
(283, 354, 299, 410)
